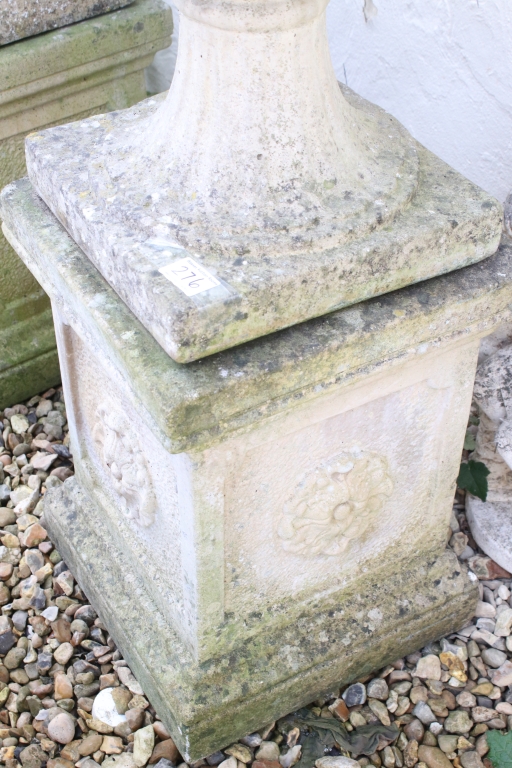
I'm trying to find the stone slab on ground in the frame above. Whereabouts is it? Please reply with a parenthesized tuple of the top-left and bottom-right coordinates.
(0, 0, 173, 408)
(0, 0, 132, 45)
(24, 85, 502, 362)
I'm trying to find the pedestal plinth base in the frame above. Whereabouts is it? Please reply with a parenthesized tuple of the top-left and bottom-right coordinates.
(5, 178, 512, 760)
(45, 478, 477, 760)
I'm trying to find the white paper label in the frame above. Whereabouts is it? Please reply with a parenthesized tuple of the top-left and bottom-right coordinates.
(159, 257, 221, 296)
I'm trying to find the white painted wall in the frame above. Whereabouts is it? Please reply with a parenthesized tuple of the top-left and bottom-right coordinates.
(146, 0, 512, 203)
(326, 0, 512, 202)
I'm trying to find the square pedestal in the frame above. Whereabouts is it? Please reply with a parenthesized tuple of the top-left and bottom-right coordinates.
(4, 179, 512, 757)
(0, 0, 173, 408)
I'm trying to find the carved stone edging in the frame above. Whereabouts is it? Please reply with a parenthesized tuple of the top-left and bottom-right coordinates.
(92, 403, 156, 527)
(277, 450, 393, 556)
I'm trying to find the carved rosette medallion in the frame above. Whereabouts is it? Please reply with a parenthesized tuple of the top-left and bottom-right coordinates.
(92, 404, 156, 527)
(277, 451, 393, 556)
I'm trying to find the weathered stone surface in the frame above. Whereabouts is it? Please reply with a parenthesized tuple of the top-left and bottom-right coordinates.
(342, 684, 366, 707)
(133, 725, 155, 767)
(103, 756, 137, 768)
(24, 91, 502, 363)
(315, 759, 359, 768)
(0, 0, 132, 45)
(460, 753, 484, 768)
(366, 678, 389, 701)
(467, 499, 512, 575)
(148, 739, 179, 765)
(417, 746, 453, 768)
(47, 712, 77, 744)
(444, 710, 473, 734)
(412, 701, 436, 726)
(491, 660, 512, 687)
(255, 744, 280, 762)
(0, 0, 173, 409)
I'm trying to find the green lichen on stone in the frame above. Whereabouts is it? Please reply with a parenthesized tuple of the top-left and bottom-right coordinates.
(22, 86, 503, 362)
(0, 0, 173, 93)
(0, 348, 60, 410)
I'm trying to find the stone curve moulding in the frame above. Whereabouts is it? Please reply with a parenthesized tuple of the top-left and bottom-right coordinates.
(24, 0, 503, 362)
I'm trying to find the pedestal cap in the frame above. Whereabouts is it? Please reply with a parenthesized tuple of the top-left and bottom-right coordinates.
(24, 0, 502, 361)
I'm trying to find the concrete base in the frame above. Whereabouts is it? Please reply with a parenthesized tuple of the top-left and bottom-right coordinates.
(45, 477, 477, 760)
(0, 0, 173, 407)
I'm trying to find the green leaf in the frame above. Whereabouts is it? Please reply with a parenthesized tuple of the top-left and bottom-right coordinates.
(457, 460, 490, 501)
(463, 431, 476, 451)
(469, 414, 480, 426)
(487, 730, 512, 768)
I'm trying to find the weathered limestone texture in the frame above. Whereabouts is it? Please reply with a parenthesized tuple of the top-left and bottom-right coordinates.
(0, 0, 173, 408)
(466, 317, 512, 572)
(24, 0, 502, 362)
(5, 178, 512, 757)
(0, 0, 132, 45)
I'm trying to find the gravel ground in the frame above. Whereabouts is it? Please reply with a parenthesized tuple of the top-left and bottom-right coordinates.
(0, 388, 511, 768)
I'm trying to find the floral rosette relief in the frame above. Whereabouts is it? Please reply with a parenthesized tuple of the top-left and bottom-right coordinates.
(277, 450, 394, 556)
(92, 403, 156, 527)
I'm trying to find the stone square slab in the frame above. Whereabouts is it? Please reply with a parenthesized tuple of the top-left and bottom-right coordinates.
(25, 87, 502, 363)
(2, 177, 510, 755)
(1, 0, 132, 45)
